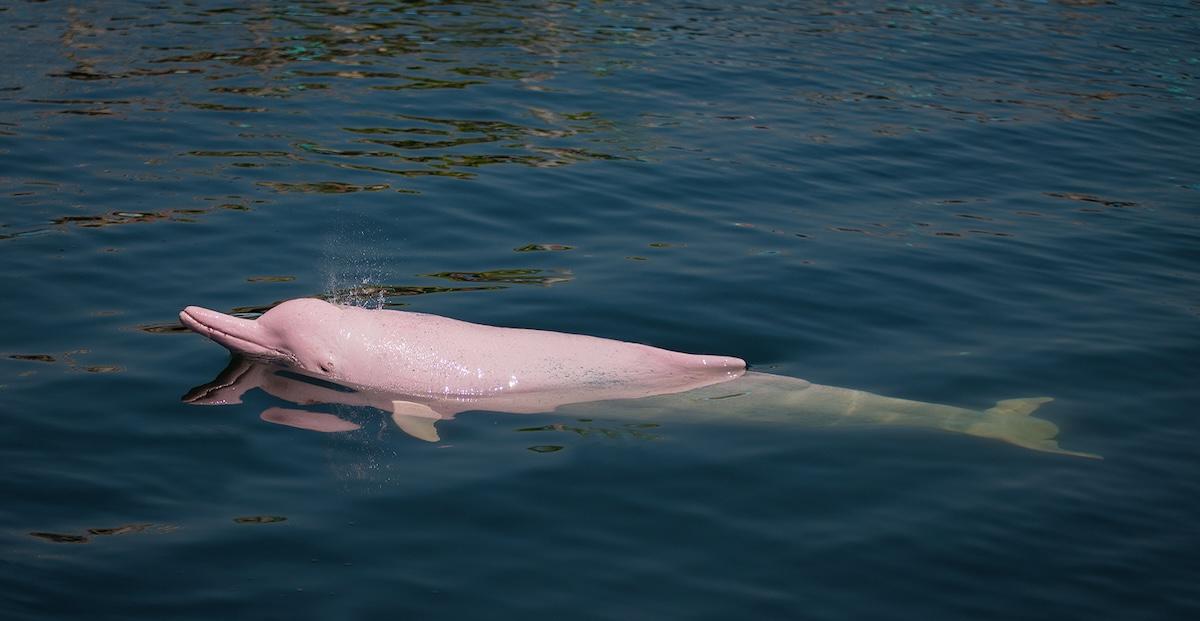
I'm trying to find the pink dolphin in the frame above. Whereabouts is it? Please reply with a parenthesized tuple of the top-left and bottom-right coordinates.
(180, 298, 1098, 458)
(180, 298, 745, 430)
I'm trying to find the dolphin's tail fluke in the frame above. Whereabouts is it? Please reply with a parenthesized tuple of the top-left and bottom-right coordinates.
(966, 397, 1101, 459)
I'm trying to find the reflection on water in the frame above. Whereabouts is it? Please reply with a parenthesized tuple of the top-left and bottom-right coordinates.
(29, 523, 177, 545)
(514, 243, 572, 252)
(231, 515, 287, 524)
(2, 0, 650, 238)
(257, 181, 390, 193)
(0, 203, 257, 240)
(424, 268, 572, 285)
(517, 421, 662, 442)
(185, 356, 1098, 458)
(3, 0, 1193, 238)
(7, 350, 121, 374)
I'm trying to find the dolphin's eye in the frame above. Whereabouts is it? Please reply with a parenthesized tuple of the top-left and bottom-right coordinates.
(318, 360, 334, 374)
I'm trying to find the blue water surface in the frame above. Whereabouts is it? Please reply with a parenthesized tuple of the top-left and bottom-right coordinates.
(1, 1, 1198, 619)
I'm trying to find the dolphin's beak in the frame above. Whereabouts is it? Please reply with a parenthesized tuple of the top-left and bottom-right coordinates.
(180, 306, 292, 363)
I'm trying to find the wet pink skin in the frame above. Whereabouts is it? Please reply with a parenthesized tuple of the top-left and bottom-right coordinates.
(180, 298, 746, 416)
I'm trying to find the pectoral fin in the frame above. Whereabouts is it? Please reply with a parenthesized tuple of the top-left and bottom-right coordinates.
(392, 401, 441, 442)
(261, 407, 361, 433)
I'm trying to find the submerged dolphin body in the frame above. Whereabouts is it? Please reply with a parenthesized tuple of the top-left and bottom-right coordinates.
(180, 298, 1097, 458)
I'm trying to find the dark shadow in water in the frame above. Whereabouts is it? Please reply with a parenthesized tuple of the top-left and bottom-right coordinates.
(423, 268, 573, 286)
(5, 350, 121, 374)
(29, 523, 177, 545)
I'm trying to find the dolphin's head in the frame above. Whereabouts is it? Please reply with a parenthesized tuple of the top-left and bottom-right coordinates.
(180, 298, 346, 378)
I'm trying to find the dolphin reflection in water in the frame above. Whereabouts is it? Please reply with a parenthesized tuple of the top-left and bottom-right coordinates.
(180, 299, 1098, 459)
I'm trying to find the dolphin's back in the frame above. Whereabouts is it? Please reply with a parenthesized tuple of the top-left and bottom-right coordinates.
(337, 307, 746, 399)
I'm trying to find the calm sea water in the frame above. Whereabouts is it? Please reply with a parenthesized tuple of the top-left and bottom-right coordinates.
(2, 1, 1198, 619)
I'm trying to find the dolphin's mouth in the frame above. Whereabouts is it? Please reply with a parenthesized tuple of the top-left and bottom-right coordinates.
(179, 306, 298, 366)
